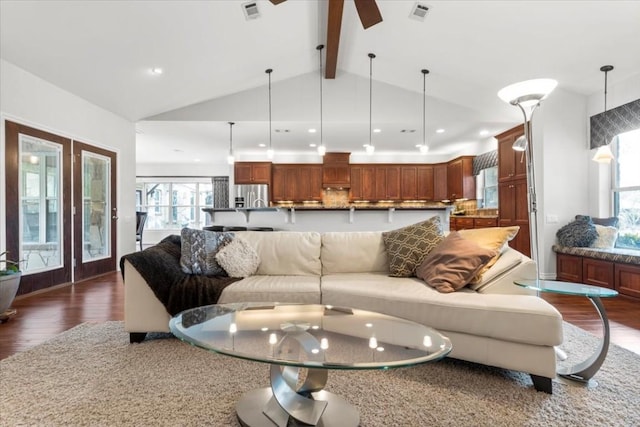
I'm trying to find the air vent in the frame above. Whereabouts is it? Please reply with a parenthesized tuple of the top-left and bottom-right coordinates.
(409, 2, 430, 21)
(242, 2, 260, 20)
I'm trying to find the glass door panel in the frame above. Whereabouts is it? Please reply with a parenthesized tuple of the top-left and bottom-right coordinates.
(82, 152, 111, 261)
(19, 135, 63, 272)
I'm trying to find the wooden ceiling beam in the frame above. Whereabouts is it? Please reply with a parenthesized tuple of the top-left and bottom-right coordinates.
(325, 0, 344, 79)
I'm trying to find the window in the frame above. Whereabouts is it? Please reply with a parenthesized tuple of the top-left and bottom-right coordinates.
(483, 166, 498, 209)
(613, 128, 640, 250)
(137, 178, 213, 230)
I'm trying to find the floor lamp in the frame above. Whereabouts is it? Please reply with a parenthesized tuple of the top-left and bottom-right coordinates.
(498, 79, 558, 283)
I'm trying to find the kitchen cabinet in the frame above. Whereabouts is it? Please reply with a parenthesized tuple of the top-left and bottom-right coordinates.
(234, 162, 272, 185)
(350, 165, 377, 200)
(446, 156, 475, 200)
(497, 124, 530, 257)
(272, 164, 322, 202)
(375, 166, 401, 201)
(433, 163, 448, 201)
(498, 179, 530, 256)
(401, 166, 434, 200)
(322, 152, 350, 188)
(497, 124, 526, 183)
(450, 216, 498, 231)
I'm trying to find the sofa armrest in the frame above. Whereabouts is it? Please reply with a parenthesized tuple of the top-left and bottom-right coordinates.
(123, 260, 171, 333)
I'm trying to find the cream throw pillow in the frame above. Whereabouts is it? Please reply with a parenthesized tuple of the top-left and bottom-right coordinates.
(458, 226, 520, 284)
(215, 237, 260, 278)
(591, 225, 618, 249)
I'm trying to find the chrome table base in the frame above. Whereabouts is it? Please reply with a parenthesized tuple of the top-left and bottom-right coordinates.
(556, 296, 610, 387)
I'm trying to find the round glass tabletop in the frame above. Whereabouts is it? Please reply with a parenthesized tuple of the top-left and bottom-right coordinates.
(514, 279, 619, 298)
(169, 303, 452, 370)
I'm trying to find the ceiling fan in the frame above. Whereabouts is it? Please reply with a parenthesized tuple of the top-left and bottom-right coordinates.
(269, 0, 383, 79)
(269, 0, 382, 28)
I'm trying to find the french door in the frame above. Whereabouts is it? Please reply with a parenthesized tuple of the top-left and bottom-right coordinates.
(4, 121, 117, 295)
(72, 141, 117, 281)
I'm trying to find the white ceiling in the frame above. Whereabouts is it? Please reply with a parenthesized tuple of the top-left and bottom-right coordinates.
(2, 1, 639, 162)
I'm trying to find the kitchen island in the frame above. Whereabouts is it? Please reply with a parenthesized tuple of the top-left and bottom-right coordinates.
(202, 205, 452, 232)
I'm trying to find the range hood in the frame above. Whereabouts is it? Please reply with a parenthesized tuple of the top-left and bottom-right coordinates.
(322, 152, 351, 188)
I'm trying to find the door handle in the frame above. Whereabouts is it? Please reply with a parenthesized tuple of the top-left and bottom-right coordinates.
(112, 216, 119, 220)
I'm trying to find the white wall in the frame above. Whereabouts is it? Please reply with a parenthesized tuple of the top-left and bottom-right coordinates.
(535, 88, 589, 279)
(0, 59, 136, 273)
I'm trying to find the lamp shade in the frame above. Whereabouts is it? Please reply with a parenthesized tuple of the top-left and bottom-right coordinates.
(512, 135, 527, 152)
(592, 145, 614, 163)
(498, 79, 558, 107)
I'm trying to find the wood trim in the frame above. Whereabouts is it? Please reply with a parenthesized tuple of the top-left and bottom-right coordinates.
(4, 121, 72, 295)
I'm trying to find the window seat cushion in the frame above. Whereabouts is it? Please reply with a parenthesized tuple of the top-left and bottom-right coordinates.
(553, 244, 640, 265)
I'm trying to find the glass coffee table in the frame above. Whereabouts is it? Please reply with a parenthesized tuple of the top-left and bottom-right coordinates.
(170, 303, 452, 427)
(514, 279, 618, 387)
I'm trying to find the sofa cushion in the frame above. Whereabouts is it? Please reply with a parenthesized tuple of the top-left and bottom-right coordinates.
(320, 273, 563, 347)
(382, 217, 444, 277)
(576, 214, 619, 228)
(467, 247, 526, 291)
(179, 228, 234, 275)
(218, 275, 321, 304)
(215, 237, 260, 278)
(321, 232, 388, 275)
(416, 232, 497, 293)
(236, 231, 322, 276)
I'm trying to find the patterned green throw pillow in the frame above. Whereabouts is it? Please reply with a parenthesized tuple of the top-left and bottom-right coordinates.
(382, 217, 444, 277)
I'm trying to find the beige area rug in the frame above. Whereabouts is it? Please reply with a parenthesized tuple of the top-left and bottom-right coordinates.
(1, 321, 639, 427)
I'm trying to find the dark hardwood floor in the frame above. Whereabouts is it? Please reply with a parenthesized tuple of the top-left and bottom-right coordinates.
(1, 272, 639, 360)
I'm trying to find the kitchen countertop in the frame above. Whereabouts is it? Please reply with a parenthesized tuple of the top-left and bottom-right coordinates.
(204, 205, 452, 212)
(451, 214, 498, 219)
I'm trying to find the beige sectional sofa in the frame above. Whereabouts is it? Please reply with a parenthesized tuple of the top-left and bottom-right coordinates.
(123, 230, 563, 393)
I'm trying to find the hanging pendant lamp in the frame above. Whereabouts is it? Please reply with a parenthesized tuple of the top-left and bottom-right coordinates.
(592, 65, 615, 163)
(317, 44, 326, 156)
(365, 53, 376, 155)
(227, 121, 235, 165)
(419, 69, 430, 154)
(266, 68, 274, 159)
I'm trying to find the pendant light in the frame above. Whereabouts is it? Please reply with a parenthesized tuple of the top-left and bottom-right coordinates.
(266, 68, 274, 159)
(592, 65, 615, 163)
(227, 121, 235, 165)
(365, 53, 376, 155)
(317, 44, 326, 156)
(419, 69, 430, 154)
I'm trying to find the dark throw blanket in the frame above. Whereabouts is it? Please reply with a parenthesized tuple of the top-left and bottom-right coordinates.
(120, 235, 240, 315)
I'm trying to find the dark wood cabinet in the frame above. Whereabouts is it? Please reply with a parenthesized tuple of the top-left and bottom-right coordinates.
(450, 216, 498, 231)
(556, 253, 640, 300)
(234, 162, 272, 185)
(433, 163, 448, 201)
(446, 156, 475, 200)
(272, 164, 322, 202)
(497, 124, 526, 183)
(322, 153, 350, 188)
(375, 166, 401, 201)
(400, 166, 434, 200)
(497, 124, 530, 257)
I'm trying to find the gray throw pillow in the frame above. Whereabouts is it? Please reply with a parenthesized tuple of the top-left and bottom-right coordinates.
(556, 218, 597, 247)
(180, 228, 234, 275)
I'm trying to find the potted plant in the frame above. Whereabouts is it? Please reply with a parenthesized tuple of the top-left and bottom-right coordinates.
(0, 251, 22, 319)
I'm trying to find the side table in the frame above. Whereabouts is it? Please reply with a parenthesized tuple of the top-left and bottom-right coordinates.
(514, 279, 618, 387)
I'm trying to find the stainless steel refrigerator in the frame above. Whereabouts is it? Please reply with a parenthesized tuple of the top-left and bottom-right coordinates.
(234, 184, 269, 208)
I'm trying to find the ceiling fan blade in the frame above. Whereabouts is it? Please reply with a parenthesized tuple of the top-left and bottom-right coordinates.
(353, 0, 383, 29)
(269, 0, 287, 4)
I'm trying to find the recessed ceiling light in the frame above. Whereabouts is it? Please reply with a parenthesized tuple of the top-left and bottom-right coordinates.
(373, 129, 381, 133)
(149, 67, 163, 75)
(436, 128, 445, 133)
(194, 158, 201, 162)
(258, 143, 266, 147)
(479, 130, 490, 136)
(309, 143, 317, 147)
(308, 129, 316, 133)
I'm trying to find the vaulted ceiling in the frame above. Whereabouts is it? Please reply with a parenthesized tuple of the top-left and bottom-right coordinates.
(2, 1, 639, 162)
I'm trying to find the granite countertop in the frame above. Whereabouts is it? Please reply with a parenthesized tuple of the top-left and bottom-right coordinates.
(203, 205, 452, 212)
(451, 214, 499, 219)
